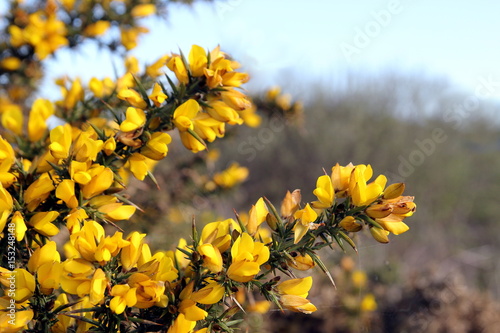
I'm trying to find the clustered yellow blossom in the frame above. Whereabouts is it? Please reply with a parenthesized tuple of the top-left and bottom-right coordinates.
(0, 0, 417, 328)
(310, 163, 416, 243)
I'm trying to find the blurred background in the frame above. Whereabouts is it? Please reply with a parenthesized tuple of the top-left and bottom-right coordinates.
(36, 0, 500, 331)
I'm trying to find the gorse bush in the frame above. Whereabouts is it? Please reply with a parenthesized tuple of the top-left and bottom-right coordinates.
(0, 1, 416, 332)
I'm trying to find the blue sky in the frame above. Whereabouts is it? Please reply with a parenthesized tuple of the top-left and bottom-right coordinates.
(41, 0, 500, 100)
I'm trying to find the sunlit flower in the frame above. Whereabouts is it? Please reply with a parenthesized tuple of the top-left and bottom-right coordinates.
(213, 162, 249, 189)
(118, 88, 148, 109)
(197, 243, 223, 273)
(227, 232, 270, 282)
(110, 284, 137, 314)
(49, 123, 73, 159)
(277, 276, 317, 314)
(349, 164, 386, 206)
(311, 174, 334, 209)
(167, 55, 189, 84)
(293, 203, 318, 244)
(188, 44, 208, 77)
(149, 82, 168, 107)
(141, 132, 171, 160)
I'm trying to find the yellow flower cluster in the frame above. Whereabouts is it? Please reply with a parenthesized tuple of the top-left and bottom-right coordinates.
(9, 4, 68, 60)
(169, 45, 255, 152)
(310, 163, 416, 243)
(0, 0, 418, 328)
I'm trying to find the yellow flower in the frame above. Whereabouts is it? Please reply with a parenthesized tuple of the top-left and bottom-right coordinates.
(213, 162, 249, 189)
(173, 238, 192, 268)
(121, 232, 146, 271)
(277, 276, 313, 298)
(28, 211, 60, 237)
(227, 232, 270, 283)
(73, 296, 94, 332)
(70, 220, 105, 262)
(149, 83, 168, 107)
(110, 284, 137, 314)
(339, 216, 362, 232)
(60, 258, 94, 296)
(83, 20, 111, 37)
(220, 88, 252, 111)
(0, 269, 35, 302)
(117, 88, 148, 109)
(373, 214, 409, 236)
(0, 56, 21, 71)
(89, 268, 107, 304)
(89, 77, 114, 98)
(167, 55, 189, 84)
(173, 100, 212, 152)
(205, 101, 243, 125)
(366, 195, 416, 238)
(1, 104, 23, 135)
(245, 197, 268, 235)
(126, 153, 150, 180)
(276, 276, 317, 314)
(0, 184, 13, 232)
(24, 173, 55, 211)
(120, 26, 148, 50)
(192, 114, 225, 143)
(11, 211, 27, 241)
(103, 137, 116, 156)
(131, 4, 156, 17)
(188, 45, 208, 77)
(49, 123, 73, 159)
(28, 98, 54, 142)
(89, 195, 136, 221)
(27, 240, 61, 273)
(138, 251, 178, 282)
(128, 273, 166, 308)
(60, 78, 84, 110)
(81, 165, 114, 199)
(0, 297, 33, 332)
(351, 270, 367, 289)
(279, 295, 317, 314)
(293, 203, 318, 244)
(56, 179, 79, 209)
(64, 208, 88, 234)
(331, 163, 355, 197)
(197, 243, 223, 273)
(167, 313, 196, 333)
(173, 99, 200, 132)
(311, 174, 334, 209)
(360, 293, 377, 312)
(349, 164, 386, 206)
(178, 299, 207, 321)
(180, 131, 206, 152)
(95, 232, 130, 263)
(36, 260, 63, 295)
(51, 293, 74, 332)
(239, 105, 261, 128)
(191, 281, 225, 305)
(72, 131, 103, 162)
(23, 13, 68, 60)
(146, 55, 169, 77)
(71, 220, 130, 264)
(242, 300, 270, 313)
(200, 219, 238, 252)
(141, 132, 172, 160)
(69, 160, 92, 185)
